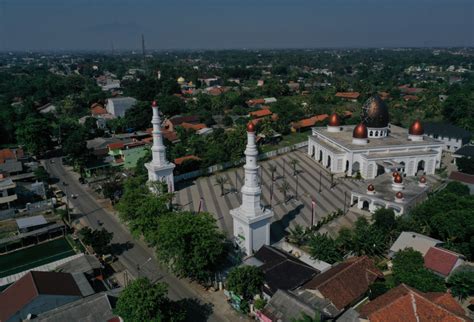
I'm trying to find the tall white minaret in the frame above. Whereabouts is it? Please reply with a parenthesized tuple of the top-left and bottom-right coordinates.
(145, 100, 175, 192)
(230, 122, 273, 256)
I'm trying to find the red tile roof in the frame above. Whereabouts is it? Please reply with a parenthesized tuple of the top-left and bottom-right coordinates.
(449, 171, 474, 185)
(292, 114, 329, 129)
(335, 92, 360, 99)
(108, 142, 125, 150)
(0, 148, 24, 164)
(246, 98, 265, 106)
(359, 284, 469, 322)
(180, 122, 207, 131)
(91, 105, 107, 115)
(250, 109, 273, 118)
(424, 247, 462, 277)
(403, 95, 419, 101)
(303, 256, 383, 310)
(162, 130, 179, 142)
(174, 155, 201, 165)
(168, 115, 200, 126)
(0, 271, 81, 322)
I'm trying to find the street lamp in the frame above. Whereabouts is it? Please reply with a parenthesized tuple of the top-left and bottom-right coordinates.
(319, 170, 322, 193)
(62, 182, 71, 223)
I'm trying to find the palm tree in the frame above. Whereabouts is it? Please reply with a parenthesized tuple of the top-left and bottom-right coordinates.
(215, 175, 228, 196)
(290, 159, 300, 175)
(268, 164, 277, 181)
(278, 180, 291, 203)
(287, 224, 308, 246)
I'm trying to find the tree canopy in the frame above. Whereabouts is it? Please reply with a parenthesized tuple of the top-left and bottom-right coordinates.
(226, 266, 264, 300)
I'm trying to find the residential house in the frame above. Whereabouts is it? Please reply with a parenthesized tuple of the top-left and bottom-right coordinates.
(300, 256, 383, 319)
(243, 245, 319, 298)
(247, 98, 266, 108)
(0, 148, 25, 164)
(105, 97, 137, 118)
(180, 122, 207, 132)
(291, 114, 329, 132)
(199, 77, 221, 87)
(0, 271, 87, 322)
(16, 215, 48, 233)
(107, 140, 149, 169)
(163, 115, 200, 132)
(249, 109, 273, 119)
(0, 159, 23, 176)
(389, 231, 443, 258)
(206, 86, 228, 96)
(424, 122, 472, 152)
(359, 284, 470, 322)
(399, 85, 424, 95)
(335, 92, 360, 102)
(37, 103, 57, 114)
(453, 145, 474, 163)
(424, 247, 465, 278)
(0, 174, 17, 211)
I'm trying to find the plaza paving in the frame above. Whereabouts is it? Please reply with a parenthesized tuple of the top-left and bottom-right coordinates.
(174, 149, 369, 242)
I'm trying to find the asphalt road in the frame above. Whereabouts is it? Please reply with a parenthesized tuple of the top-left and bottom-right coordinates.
(44, 157, 224, 321)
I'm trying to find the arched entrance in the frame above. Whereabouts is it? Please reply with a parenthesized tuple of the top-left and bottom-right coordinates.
(311, 146, 315, 158)
(345, 160, 349, 172)
(417, 160, 425, 172)
(352, 161, 360, 175)
(362, 200, 370, 210)
(399, 161, 405, 174)
(327, 155, 331, 169)
(319, 150, 323, 163)
(376, 164, 385, 176)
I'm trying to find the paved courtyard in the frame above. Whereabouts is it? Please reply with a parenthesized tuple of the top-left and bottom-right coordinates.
(174, 149, 368, 242)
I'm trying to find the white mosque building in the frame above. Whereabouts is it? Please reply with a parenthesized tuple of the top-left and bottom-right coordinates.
(307, 96, 443, 179)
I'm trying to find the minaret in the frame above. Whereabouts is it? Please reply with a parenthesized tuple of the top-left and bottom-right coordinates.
(230, 122, 273, 256)
(145, 101, 175, 192)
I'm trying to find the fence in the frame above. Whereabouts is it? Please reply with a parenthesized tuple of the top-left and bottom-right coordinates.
(25, 199, 53, 215)
(175, 141, 308, 183)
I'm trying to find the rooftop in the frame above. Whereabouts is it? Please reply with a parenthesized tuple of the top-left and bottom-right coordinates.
(454, 145, 474, 158)
(424, 122, 472, 141)
(424, 247, 464, 277)
(390, 231, 443, 257)
(16, 215, 47, 230)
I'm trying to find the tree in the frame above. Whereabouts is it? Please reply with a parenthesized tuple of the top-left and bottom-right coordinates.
(62, 125, 90, 168)
(16, 116, 53, 156)
(215, 175, 228, 196)
(372, 208, 397, 233)
(114, 278, 184, 322)
(308, 233, 343, 264)
(268, 164, 277, 182)
(392, 248, 446, 292)
(447, 266, 474, 300)
(152, 212, 227, 282)
(456, 157, 474, 175)
(278, 180, 291, 203)
(79, 227, 113, 255)
(351, 217, 387, 256)
(288, 224, 308, 246)
(291, 312, 321, 322)
(34, 166, 49, 183)
(290, 159, 300, 176)
(226, 266, 264, 301)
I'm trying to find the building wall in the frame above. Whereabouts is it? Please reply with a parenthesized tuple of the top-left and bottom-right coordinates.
(426, 134, 463, 152)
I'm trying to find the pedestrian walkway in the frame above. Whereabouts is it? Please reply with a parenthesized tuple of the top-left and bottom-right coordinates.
(175, 149, 367, 243)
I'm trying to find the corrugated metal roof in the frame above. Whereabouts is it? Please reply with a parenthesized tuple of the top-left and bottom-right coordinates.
(16, 215, 47, 229)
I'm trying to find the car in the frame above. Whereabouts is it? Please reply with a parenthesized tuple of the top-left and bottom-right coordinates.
(70, 194, 78, 199)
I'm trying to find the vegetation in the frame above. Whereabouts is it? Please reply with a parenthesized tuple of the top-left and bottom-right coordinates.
(456, 157, 474, 175)
(226, 265, 264, 301)
(79, 227, 113, 256)
(114, 278, 185, 322)
(447, 266, 474, 300)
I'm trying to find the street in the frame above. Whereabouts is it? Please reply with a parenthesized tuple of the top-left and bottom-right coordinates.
(44, 157, 234, 321)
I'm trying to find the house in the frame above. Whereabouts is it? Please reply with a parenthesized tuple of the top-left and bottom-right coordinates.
(249, 109, 273, 119)
(335, 92, 360, 101)
(453, 145, 474, 163)
(264, 97, 278, 104)
(424, 122, 472, 152)
(0, 174, 17, 211)
(206, 86, 228, 96)
(399, 85, 424, 95)
(37, 103, 57, 114)
(31, 292, 119, 322)
(389, 231, 443, 258)
(448, 171, 474, 194)
(0, 271, 86, 322)
(247, 98, 266, 108)
(0, 159, 23, 175)
(243, 245, 319, 298)
(105, 97, 137, 118)
(90, 103, 108, 116)
(107, 140, 149, 169)
(16, 215, 48, 233)
(301, 256, 383, 318)
(424, 247, 465, 278)
(359, 284, 470, 322)
(0, 148, 25, 164)
(163, 115, 200, 132)
(291, 114, 329, 132)
(180, 122, 207, 132)
(402, 94, 419, 102)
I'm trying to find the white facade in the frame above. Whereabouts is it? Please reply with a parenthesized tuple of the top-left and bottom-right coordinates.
(231, 126, 273, 256)
(425, 134, 463, 153)
(145, 102, 175, 193)
(307, 124, 443, 180)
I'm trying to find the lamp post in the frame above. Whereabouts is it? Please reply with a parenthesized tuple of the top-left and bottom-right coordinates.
(343, 191, 347, 214)
(62, 181, 70, 223)
(319, 170, 322, 193)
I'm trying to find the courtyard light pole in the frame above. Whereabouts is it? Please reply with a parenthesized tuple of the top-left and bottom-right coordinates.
(343, 191, 347, 214)
(319, 170, 322, 193)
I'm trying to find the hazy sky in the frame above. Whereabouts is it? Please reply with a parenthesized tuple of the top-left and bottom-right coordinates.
(0, 0, 473, 51)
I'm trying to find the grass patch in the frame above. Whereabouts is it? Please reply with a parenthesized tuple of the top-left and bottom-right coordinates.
(261, 131, 309, 153)
(0, 237, 76, 278)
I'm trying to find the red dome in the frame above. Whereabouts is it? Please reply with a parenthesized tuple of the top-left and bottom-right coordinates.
(328, 113, 341, 126)
(394, 174, 403, 183)
(396, 191, 404, 199)
(247, 122, 255, 132)
(367, 184, 375, 191)
(353, 123, 368, 139)
(392, 171, 399, 178)
(152, 100, 157, 107)
(419, 176, 427, 183)
(409, 119, 424, 135)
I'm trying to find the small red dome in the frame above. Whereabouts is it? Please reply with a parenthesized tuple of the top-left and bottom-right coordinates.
(394, 174, 403, 183)
(353, 123, 368, 139)
(247, 122, 255, 132)
(367, 184, 375, 191)
(328, 113, 341, 126)
(409, 120, 424, 135)
(152, 100, 158, 107)
(396, 191, 404, 199)
(420, 176, 426, 183)
(392, 171, 399, 178)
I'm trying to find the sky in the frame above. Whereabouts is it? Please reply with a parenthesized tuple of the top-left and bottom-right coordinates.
(0, 0, 473, 51)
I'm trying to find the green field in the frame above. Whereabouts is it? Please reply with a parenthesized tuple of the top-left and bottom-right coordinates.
(261, 131, 309, 153)
(0, 238, 76, 278)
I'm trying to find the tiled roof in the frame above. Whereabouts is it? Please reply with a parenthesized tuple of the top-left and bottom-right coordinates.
(247, 98, 265, 106)
(303, 256, 383, 310)
(454, 145, 474, 158)
(180, 122, 207, 131)
(293, 114, 329, 129)
(0, 148, 24, 164)
(107, 142, 125, 150)
(162, 130, 179, 143)
(91, 105, 107, 115)
(424, 247, 462, 277)
(169, 115, 200, 125)
(403, 95, 419, 101)
(359, 284, 469, 322)
(250, 109, 273, 118)
(174, 155, 201, 165)
(0, 271, 81, 322)
(424, 122, 472, 141)
(335, 92, 360, 99)
(449, 171, 474, 185)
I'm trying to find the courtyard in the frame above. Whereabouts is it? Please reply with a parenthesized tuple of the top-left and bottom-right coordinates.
(174, 148, 369, 242)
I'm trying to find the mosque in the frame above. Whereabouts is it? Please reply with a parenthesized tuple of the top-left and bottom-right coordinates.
(308, 95, 443, 215)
